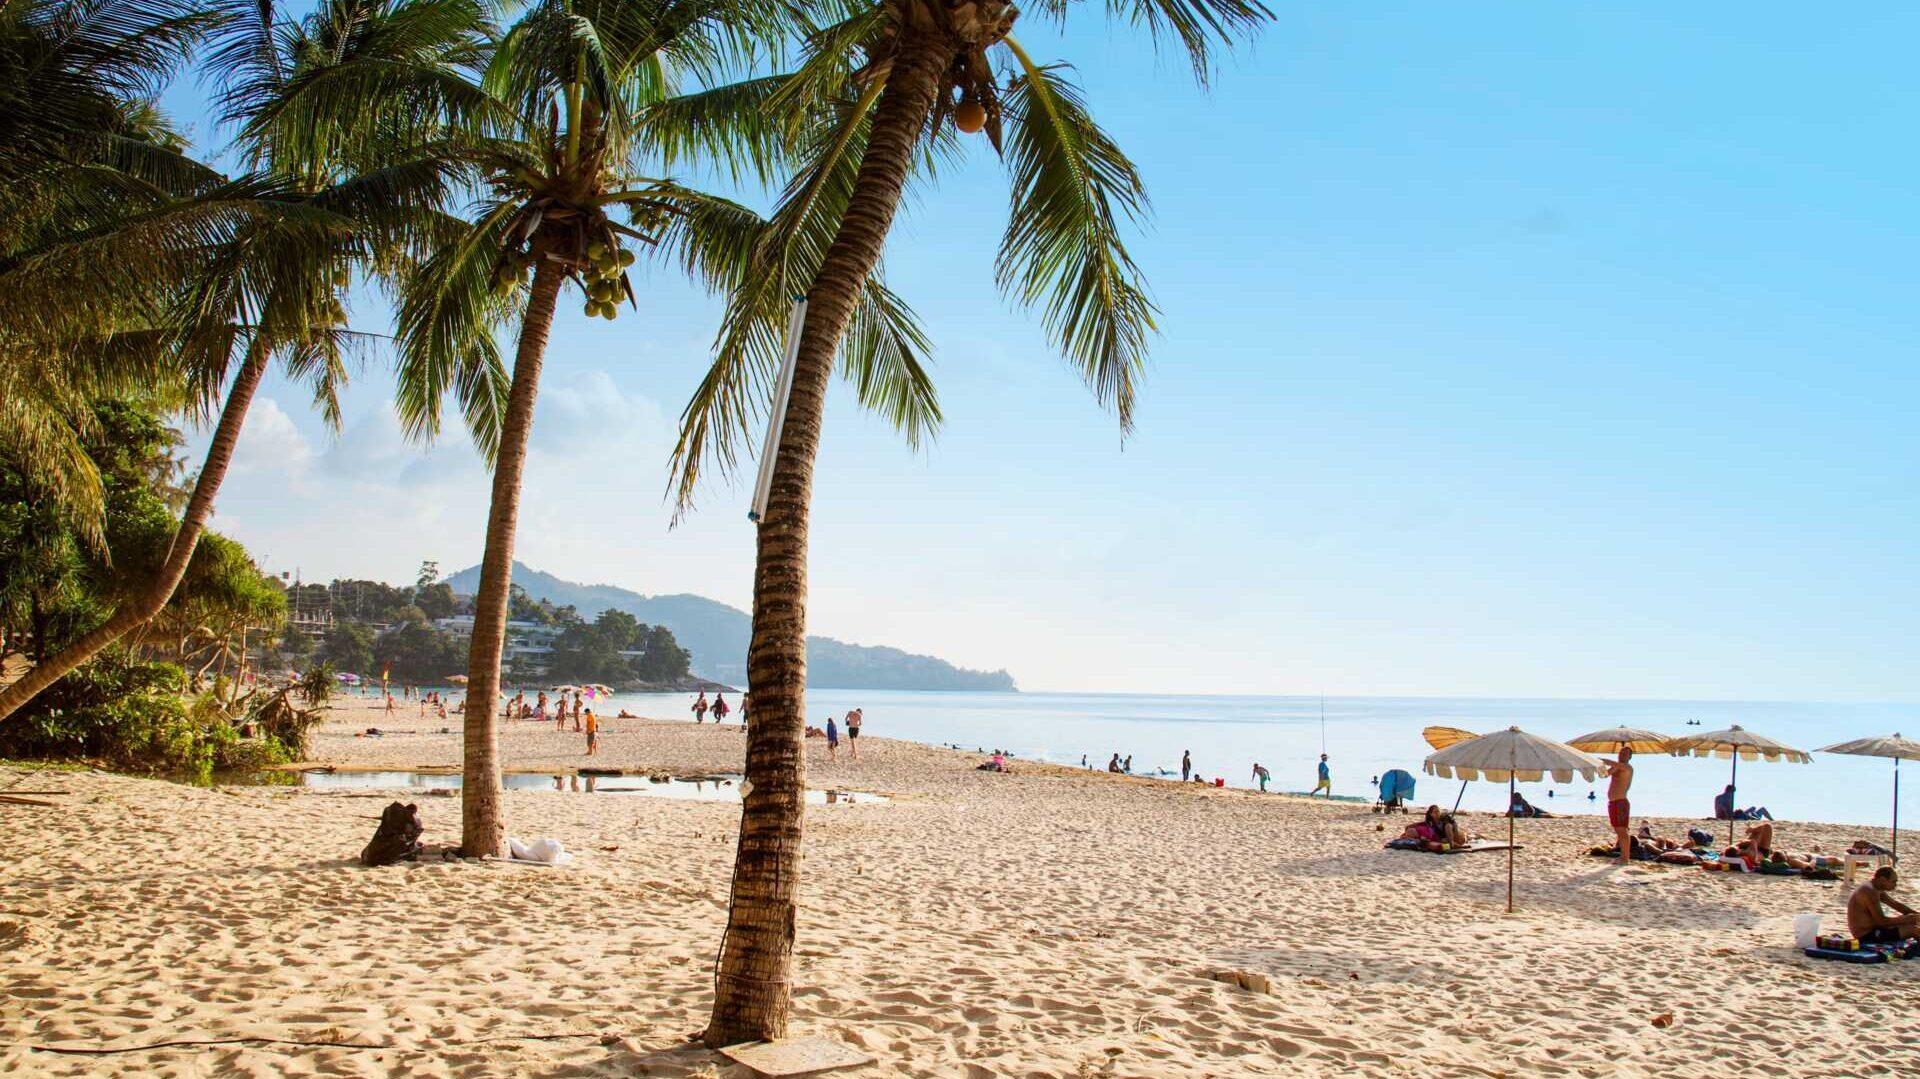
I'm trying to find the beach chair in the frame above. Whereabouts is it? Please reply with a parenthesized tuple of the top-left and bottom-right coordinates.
(1376, 769, 1416, 814)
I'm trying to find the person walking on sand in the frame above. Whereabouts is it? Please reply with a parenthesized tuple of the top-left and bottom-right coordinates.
(1605, 746, 1635, 866)
(846, 708, 862, 760)
(584, 708, 598, 756)
(826, 716, 840, 761)
(1181, 750, 1192, 782)
(1252, 762, 1270, 792)
(712, 692, 730, 723)
(692, 692, 709, 724)
(1313, 754, 1332, 797)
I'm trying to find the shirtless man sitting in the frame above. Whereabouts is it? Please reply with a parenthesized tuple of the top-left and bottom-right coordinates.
(1848, 866, 1920, 945)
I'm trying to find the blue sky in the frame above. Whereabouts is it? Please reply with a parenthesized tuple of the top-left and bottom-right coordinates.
(179, 4, 1920, 699)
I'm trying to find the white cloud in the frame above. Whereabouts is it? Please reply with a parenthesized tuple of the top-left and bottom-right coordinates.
(230, 398, 313, 476)
(532, 369, 671, 458)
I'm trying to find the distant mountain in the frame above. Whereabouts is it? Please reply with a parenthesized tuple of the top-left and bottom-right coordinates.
(444, 562, 1018, 692)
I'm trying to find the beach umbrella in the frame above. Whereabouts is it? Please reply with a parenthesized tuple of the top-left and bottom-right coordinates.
(1815, 733, 1920, 861)
(1423, 727, 1479, 810)
(1424, 727, 1602, 912)
(1665, 725, 1811, 846)
(1567, 727, 1673, 755)
(1423, 726, 1477, 751)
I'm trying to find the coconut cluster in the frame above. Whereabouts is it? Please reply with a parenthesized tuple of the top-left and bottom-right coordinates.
(492, 249, 533, 297)
(581, 240, 634, 320)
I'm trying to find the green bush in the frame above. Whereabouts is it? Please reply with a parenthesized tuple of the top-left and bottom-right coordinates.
(0, 652, 296, 779)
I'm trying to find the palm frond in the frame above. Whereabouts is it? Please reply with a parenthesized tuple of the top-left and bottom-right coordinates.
(391, 197, 516, 459)
(995, 41, 1156, 430)
(1023, 0, 1271, 83)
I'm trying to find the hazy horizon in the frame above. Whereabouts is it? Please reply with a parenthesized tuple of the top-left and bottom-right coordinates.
(180, 5, 1920, 703)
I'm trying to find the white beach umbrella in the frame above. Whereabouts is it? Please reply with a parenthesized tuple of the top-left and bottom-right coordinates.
(1665, 725, 1810, 846)
(1424, 727, 1603, 912)
(1567, 727, 1673, 755)
(1815, 733, 1920, 861)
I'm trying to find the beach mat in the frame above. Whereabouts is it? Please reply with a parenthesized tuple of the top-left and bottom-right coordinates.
(1387, 839, 1519, 855)
(1804, 946, 1888, 965)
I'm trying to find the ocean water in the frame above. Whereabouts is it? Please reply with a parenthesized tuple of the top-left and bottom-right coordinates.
(378, 686, 1915, 832)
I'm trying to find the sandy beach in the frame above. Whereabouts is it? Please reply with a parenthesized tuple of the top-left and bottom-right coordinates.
(5, 698, 1918, 1078)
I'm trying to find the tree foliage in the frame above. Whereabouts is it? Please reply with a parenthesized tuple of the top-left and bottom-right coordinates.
(547, 607, 690, 684)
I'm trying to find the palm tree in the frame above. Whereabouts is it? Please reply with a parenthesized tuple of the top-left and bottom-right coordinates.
(383, 0, 944, 858)
(0, 0, 479, 722)
(681, 0, 1270, 1045)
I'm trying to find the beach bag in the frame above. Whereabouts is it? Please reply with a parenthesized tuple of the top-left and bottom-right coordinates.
(359, 802, 424, 866)
(1793, 914, 1822, 950)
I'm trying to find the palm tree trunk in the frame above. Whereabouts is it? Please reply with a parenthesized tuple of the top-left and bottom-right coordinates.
(704, 33, 956, 1048)
(0, 337, 273, 723)
(459, 241, 564, 858)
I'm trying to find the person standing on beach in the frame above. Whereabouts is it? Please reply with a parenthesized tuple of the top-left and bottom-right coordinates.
(712, 692, 730, 723)
(846, 708, 862, 759)
(826, 717, 840, 761)
(1605, 747, 1635, 866)
(692, 692, 708, 724)
(1123, 754, 1132, 774)
(1252, 762, 1270, 792)
(1181, 750, 1192, 782)
(584, 708, 598, 756)
(1313, 754, 1332, 797)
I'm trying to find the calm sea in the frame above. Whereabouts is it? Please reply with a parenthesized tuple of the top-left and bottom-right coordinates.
(483, 689, 1913, 831)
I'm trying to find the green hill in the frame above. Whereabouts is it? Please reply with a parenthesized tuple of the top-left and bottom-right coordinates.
(444, 563, 1017, 692)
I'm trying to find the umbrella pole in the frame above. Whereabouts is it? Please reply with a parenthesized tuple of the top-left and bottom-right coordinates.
(1507, 774, 1516, 914)
(1727, 753, 1738, 848)
(1454, 779, 1468, 812)
(1894, 757, 1901, 863)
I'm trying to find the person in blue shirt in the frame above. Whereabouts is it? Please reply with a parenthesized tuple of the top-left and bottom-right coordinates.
(1313, 754, 1331, 797)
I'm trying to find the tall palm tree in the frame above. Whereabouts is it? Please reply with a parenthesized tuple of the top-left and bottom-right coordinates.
(0, 0, 480, 722)
(679, 0, 1270, 1045)
(383, 0, 945, 858)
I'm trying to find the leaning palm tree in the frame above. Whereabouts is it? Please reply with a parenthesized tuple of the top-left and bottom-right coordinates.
(679, 0, 1270, 1045)
(0, 0, 482, 722)
(384, 0, 943, 858)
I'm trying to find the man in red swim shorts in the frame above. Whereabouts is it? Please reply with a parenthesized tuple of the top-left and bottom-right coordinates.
(1605, 746, 1635, 866)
